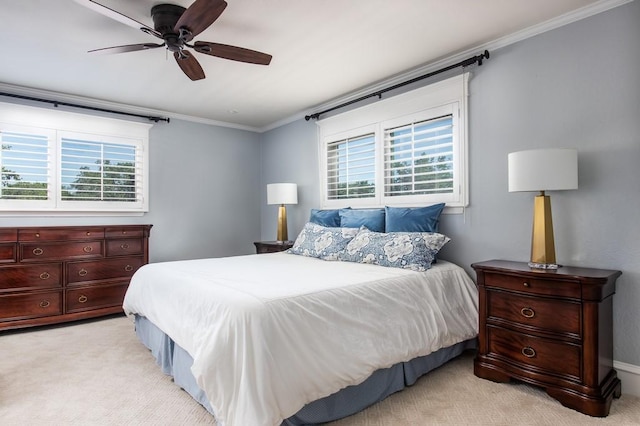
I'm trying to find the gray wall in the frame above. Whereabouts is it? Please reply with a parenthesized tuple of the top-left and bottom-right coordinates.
(259, 2, 640, 366)
(0, 117, 262, 263)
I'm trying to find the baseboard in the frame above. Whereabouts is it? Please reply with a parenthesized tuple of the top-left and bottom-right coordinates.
(614, 360, 640, 397)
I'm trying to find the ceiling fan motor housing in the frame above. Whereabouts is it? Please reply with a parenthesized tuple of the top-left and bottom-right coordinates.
(151, 4, 187, 51)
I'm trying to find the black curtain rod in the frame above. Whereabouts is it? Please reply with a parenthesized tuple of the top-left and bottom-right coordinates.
(0, 92, 170, 123)
(305, 50, 490, 121)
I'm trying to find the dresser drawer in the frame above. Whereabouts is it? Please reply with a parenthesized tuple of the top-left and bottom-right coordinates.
(20, 241, 103, 261)
(0, 243, 17, 263)
(0, 290, 63, 321)
(487, 290, 581, 336)
(66, 283, 128, 313)
(488, 326, 581, 380)
(18, 228, 105, 242)
(0, 228, 17, 242)
(67, 257, 144, 285)
(484, 271, 581, 299)
(105, 227, 146, 239)
(0, 263, 63, 291)
(105, 238, 144, 257)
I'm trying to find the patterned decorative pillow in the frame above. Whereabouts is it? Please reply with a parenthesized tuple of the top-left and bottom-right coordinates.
(339, 227, 450, 271)
(287, 222, 359, 260)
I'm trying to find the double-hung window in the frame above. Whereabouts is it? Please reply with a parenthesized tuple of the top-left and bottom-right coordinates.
(0, 102, 150, 214)
(318, 74, 468, 212)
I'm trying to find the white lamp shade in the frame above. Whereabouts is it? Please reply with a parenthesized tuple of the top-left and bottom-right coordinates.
(267, 183, 298, 205)
(508, 148, 578, 192)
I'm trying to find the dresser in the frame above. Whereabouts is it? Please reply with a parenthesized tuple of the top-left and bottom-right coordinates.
(472, 260, 621, 417)
(0, 224, 152, 331)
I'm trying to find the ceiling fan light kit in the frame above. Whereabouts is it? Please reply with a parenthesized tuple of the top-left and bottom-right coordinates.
(77, 0, 272, 81)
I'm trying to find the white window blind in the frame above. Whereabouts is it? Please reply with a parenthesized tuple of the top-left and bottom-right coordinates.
(61, 137, 141, 203)
(327, 133, 376, 200)
(0, 102, 150, 214)
(384, 115, 454, 197)
(318, 73, 468, 211)
(0, 130, 51, 201)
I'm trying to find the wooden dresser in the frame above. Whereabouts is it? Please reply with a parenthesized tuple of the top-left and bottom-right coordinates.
(472, 260, 621, 417)
(0, 224, 152, 331)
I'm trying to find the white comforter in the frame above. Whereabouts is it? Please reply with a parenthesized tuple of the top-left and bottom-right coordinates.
(123, 253, 478, 426)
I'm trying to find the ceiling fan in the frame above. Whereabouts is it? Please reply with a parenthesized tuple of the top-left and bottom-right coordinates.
(75, 0, 273, 81)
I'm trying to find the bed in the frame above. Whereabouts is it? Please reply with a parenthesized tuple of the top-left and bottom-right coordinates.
(123, 247, 478, 426)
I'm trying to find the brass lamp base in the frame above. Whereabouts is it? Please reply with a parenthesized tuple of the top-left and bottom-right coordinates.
(529, 191, 558, 270)
(276, 204, 288, 242)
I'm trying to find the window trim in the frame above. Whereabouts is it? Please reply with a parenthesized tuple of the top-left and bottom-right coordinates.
(0, 102, 151, 216)
(317, 73, 469, 212)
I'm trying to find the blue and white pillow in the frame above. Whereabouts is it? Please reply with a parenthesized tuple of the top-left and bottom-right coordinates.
(287, 222, 359, 260)
(338, 227, 450, 271)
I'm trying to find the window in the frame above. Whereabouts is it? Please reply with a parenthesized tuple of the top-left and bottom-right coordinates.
(0, 103, 150, 214)
(318, 74, 468, 212)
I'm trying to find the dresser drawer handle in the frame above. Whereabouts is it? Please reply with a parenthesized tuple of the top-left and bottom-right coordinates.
(86, 232, 91, 236)
(78, 268, 88, 277)
(39, 272, 51, 280)
(520, 307, 535, 318)
(35, 233, 40, 238)
(78, 295, 88, 303)
(523, 282, 530, 287)
(522, 346, 536, 358)
(83, 246, 93, 253)
(124, 264, 134, 272)
(33, 247, 44, 256)
(120, 243, 129, 250)
(39, 300, 50, 308)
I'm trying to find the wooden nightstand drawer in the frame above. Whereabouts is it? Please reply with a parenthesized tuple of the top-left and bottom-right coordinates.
(488, 326, 581, 380)
(487, 290, 581, 337)
(484, 271, 581, 299)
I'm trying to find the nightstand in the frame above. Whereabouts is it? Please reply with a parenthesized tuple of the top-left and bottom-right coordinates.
(472, 260, 622, 417)
(253, 241, 293, 254)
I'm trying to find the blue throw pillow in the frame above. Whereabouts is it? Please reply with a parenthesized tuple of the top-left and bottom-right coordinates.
(385, 203, 445, 233)
(339, 208, 385, 232)
(288, 222, 359, 260)
(338, 227, 450, 271)
(309, 208, 350, 227)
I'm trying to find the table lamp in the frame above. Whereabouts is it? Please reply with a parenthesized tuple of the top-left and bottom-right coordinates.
(508, 148, 578, 269)
(267, 183, 298, 242)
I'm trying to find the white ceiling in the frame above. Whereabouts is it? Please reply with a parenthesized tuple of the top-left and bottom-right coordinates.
(0, 0, 621, 131)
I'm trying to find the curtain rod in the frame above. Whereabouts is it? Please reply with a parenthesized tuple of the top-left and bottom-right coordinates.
(305, 50, 490, 121)
(0, 92, 170, 123)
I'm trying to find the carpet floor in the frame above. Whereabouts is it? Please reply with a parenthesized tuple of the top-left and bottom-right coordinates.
(1, 315, 638, 425)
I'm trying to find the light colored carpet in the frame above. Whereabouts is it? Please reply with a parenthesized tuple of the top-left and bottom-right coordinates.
(1, 315, 638, 425)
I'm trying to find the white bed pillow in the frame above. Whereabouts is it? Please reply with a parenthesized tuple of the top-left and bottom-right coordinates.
(287, 222, 359, 260)
(338, 226, 450, 271)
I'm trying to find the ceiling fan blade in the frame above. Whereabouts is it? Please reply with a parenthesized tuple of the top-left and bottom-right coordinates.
(194, 42, 272, 65)
(174, 0, 227, 42)
(174, 51, 206, 81)
(89, 43, 164, 55)
(74, 0, 162, 39)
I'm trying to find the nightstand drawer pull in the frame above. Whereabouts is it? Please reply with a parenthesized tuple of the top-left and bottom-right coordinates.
(39, 272, 51, 280)
(120, 243, 129, 250)
(33, 247, 44, 256)
(78, 295, 88, 303)
(124, 264, 133, 272)
(522, 346, 536, 358)
(520, 307, 535, 318)
(39, 300, 50, 308)
(78, 268, 88, 277)
(83, 246, 93, 253)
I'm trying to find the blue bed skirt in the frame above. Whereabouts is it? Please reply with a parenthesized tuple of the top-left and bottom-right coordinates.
(134, 315, 476, 425)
